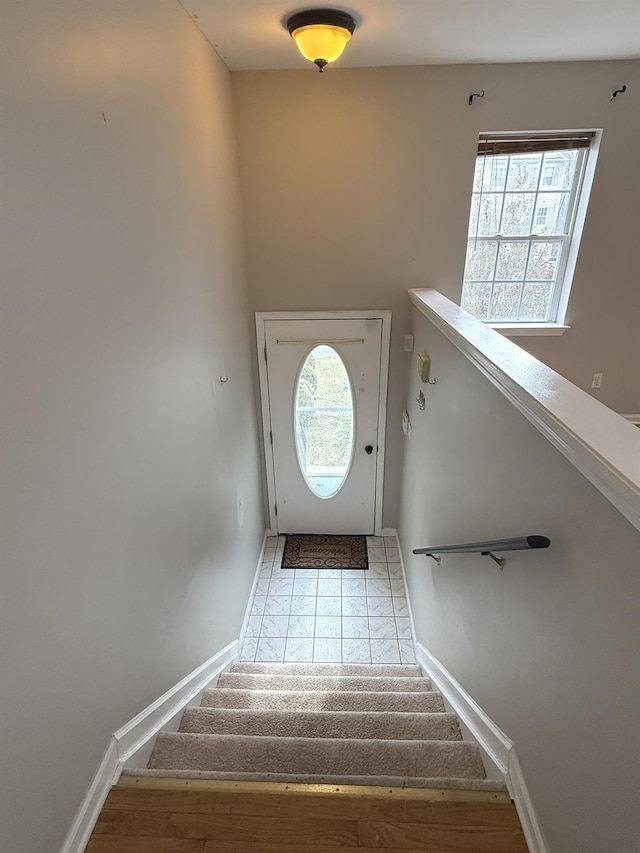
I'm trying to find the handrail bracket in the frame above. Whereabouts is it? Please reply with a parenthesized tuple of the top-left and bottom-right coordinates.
(482, 551, 505, 570)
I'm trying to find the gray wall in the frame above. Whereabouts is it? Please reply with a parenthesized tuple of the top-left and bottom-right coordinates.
(232, 60, 640, 525)
(398, 305, 640, 853)
(0, 3, 264, 851)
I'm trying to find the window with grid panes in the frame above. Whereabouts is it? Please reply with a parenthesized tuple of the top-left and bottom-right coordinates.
(461, 132, 596, 324)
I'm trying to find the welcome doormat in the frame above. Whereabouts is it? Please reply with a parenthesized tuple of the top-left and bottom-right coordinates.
(282, 535, 368, 570)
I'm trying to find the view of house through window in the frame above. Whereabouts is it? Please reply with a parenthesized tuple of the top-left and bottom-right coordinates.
(461, 132, 596, 324)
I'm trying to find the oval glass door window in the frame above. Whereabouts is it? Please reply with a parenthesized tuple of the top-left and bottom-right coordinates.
(294, 345, 355, 498)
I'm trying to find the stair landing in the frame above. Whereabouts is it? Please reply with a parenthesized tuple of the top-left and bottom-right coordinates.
(242, 534, 415, 665)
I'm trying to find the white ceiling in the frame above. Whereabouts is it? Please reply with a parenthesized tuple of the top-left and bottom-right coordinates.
(180, 1, 640, 71)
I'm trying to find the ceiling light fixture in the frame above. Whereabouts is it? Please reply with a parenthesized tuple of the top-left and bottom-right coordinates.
(287, 8, 356, 72)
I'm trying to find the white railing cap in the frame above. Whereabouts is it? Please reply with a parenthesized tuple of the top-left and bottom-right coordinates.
(410, 288, 640, 534)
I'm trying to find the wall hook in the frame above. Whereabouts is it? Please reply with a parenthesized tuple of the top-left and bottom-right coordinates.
(219, 376, 229, 384)
(468, 90, 485, 106)
(611, 84, 627, 100)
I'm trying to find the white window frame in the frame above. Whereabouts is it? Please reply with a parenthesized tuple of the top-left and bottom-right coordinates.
(461, 129, 601, 336)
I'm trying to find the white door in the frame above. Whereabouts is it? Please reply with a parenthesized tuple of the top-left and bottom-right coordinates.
(258, 315, 390, 534)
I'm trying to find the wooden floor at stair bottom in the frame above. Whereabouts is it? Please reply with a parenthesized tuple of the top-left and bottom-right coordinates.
(86, 777, 529, 853)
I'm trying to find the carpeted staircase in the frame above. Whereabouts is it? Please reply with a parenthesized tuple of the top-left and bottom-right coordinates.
(129, 662, 505, 792)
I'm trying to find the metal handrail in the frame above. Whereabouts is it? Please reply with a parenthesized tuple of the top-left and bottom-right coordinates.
(412, 535, 550, 569)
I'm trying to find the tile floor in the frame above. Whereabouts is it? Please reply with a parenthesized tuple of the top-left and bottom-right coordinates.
(240, 535, 415, 665)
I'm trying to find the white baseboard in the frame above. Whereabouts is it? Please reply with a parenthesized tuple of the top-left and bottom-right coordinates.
(59, 640, 238, 853)
(508, 748, 550, 853)
(115, 640, 238, 765)
(415, 642, 511, 772)
(389, 529, 418, 653)
(58, 738, 120, 853)
(238, 531, 269, 651)
(414, 641, 550, 853)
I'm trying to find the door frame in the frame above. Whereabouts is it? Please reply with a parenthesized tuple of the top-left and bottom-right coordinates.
(256, 310, 392, 536)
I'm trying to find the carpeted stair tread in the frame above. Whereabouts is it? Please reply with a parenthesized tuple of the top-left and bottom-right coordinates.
(217, 672, 432, 693)
(149, 732, 486, 780)
(180, 707, 462, 741)
(231, 662, 423, 678)
(201, 687, 446, 713)
(124, 767, 507, 792)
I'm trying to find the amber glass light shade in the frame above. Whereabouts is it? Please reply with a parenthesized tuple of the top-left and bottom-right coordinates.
(287, 10, 356, 71)
(291, 24, 351, 65)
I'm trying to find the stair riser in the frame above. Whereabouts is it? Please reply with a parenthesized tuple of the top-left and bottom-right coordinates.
(232, 663, 423, 678)
(217, 673, 432, 693)
(202, 688, 446, 714)
(150, 733, 486, 780)
(127, 767, 506, 791)
(180, 707, 462, 741)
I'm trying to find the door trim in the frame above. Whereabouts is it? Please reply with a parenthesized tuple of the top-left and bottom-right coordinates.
(256, 310, 392, 535)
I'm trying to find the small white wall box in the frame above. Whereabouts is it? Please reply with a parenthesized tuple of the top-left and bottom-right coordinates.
(417, 351, 431, 383)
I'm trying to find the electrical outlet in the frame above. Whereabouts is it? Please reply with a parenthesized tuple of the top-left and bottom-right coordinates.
(591, 372, 603, 389)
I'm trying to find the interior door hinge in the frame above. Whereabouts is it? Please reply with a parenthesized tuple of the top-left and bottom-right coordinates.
(270, 430, 273, 445)
(264, 344, 268, 363)
(274, 503, 278, 516)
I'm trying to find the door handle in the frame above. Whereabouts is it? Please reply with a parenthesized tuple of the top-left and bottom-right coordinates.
(365, 444, 374, 455)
